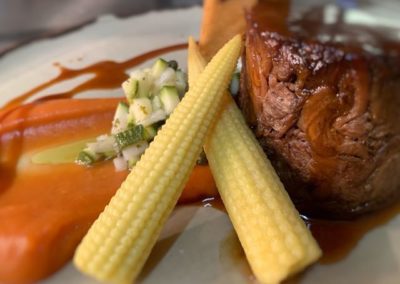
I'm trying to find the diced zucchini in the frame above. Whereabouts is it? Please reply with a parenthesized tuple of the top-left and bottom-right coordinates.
(159, 86, 180, 115)
(87, 135, 116, 154)
(122, 79, 138, 103)
(113, 156, 128, 171)
(83, 136, 117, 162)
(129, 98, 152, 125)
(127, 111, 135, 128)
(175, 70, 187, 96)
(76, 148, 98, 166)
(151, 96, 162, 111)
(144, 125, 158, 140)
(115, 125, 145, 149)
(122, 141, 148, 161)
(111, 102, 129, 134)
(167, 60, 178, 70)
(130, 70, 152, 98)
(139, 109, 167, 127)
(230, 72, 240, 96)
(87, 142, 102, 153)
(155, 68, 176, 88)
(103, 151, 117, 160)
(76, 57, 188, 171)
(151, 58, 169, 78)
(127, 120, 135, 129)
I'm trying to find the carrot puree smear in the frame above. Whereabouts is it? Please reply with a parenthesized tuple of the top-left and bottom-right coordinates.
(0, 98, 217, 283)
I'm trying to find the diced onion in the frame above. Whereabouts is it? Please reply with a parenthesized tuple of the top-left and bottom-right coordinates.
(155, 68, 176, 87)
(229, 73, 240, 96)
(151, 96, 162, 111)
(113, 156, 128, 171)
(140, 109, 167, 127)
(87, 136, 116, 153)
(122, 141, 149, 161)
(129, 98, 153, 124)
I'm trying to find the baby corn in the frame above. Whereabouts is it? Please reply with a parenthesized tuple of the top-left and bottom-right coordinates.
(188, 38, 321, 284)
(74, 35, 242, 284)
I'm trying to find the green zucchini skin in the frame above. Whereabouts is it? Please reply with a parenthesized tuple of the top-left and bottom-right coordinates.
(75, 58, 187, 169)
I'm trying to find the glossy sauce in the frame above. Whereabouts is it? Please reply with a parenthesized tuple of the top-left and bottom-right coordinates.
(1, 6, 400, 281)
(207, 198, 400, 265)
(0, 97, 217, 283)
(0, 43, 218, 283)
(0, 43, 187, 187)
(0, 98, 127, 283)
(306, 202, 400, 264)
(2, 43, 187, 110)
(248, 1, 400, 262)
(253, 0, 400, 55)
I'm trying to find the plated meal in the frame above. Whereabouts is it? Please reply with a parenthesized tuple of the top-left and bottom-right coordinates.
(0, 0, 399, 284)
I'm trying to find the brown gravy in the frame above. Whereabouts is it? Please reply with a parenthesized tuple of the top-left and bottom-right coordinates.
(305, 201, 400, 263)
(0, 33, 399, 280)
(3, 43, 400, 265)
(253, 0, 400, 55)
(0, 42, 187, 195)
(2, 43, 187, 111)
(0, 40, 207, 282)
(207, 197, 400, 264)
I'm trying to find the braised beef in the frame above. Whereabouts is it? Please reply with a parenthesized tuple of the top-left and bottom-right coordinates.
(239, 6, 400, 218)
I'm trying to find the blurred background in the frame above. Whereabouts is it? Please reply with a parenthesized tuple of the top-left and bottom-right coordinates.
(0, 0, 201, 55)
(1, 0, 399, 57)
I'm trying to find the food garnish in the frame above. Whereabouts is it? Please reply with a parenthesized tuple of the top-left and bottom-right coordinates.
(32, 138, 95, 164)
(73, 35, 243, 284)
(188, 37, 321, 284)
(76, 58, 187, 170)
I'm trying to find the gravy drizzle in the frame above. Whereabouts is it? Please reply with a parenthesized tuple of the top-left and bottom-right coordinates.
(2, 43, 187, 111)
(1, 33, 399, 271)
(305, 201, 400, 263)
(0, 43, 186, 195)
(207, 197, 400, 264)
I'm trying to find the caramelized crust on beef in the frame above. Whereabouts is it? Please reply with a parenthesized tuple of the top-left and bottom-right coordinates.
(239, 13, 400, 218)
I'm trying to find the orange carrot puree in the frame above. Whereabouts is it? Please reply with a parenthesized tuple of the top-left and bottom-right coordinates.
(0, 98, 217, 283)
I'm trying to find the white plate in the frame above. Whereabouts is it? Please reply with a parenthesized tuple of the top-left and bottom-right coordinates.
(0, 5, 399, 284)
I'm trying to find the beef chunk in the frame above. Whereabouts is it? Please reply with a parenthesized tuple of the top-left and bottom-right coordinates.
(239, 11, 400, 219)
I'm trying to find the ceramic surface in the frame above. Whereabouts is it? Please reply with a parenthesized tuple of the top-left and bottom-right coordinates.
(0, 5, 399, 284)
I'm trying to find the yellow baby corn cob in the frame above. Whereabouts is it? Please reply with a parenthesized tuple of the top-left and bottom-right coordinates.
(73, 35, 242, 284)
(188, 38, 207, 88)
(188, 38, 321, 284)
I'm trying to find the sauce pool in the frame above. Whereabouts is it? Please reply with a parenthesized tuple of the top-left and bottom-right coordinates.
(2, 43, 187, 110)
(0, 38, 399, 282)
(305, 202, 400, 264)
(0, 43, 217, 283)
(0, 42, 187, 196)
(206, 198, 400, 265)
